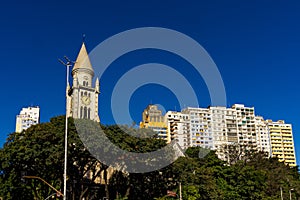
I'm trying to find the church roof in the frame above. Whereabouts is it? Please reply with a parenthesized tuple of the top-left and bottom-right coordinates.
(72, 42, 94, 73)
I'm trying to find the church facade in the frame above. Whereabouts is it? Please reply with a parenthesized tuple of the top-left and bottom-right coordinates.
(67, 42, 100, 122)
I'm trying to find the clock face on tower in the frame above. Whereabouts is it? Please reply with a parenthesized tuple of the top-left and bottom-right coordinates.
(81, 95, 91, 105)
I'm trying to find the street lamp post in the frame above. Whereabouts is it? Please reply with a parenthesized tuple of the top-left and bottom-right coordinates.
(59, 56, 74, 200)
(289, 188, 294, 200)
(179, 182, 182, 200)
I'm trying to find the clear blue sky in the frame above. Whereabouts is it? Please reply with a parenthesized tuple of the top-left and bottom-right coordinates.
(0, 0, 299, 165)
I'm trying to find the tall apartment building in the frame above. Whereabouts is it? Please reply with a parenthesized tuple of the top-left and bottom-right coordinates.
(267, 120, 296, 167)
(139, 105, 168, 141)
(255, 116, 272, 156)
(182, 107, 213, 149)
(231, 104, 257, 149)
(140, 104, 296, 166)
(210, 106, 233, 160)
(210, 106, 228, 150)
(15, 106, 40, 133)
(224, 107, 238, 144)
(181, 105, 258, 151)
(165, 111, 190, 148)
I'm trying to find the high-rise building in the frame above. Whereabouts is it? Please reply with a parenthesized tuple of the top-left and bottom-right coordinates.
(210, 106, 228, 150)
(231, 104, 257, 149)
(210, 106, 232, 160)
(140, 105, 168, 141)
(255, 116, 271, 156)
(67, 42, 100, 122)
(182, 107, 213, 149)
(139, 104, 297, 166)
(267, 120, 296, 166)
(165, 111, 190, 149)
(15, 106, 40, 133)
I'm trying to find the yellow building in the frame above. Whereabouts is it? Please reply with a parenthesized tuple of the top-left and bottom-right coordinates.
(140, 105, 168, 141)
(267, 120, 296, 167)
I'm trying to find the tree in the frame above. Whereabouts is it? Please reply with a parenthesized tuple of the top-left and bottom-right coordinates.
(0, 116, 170, 199)
(1, 118, 300, 200)
(0, 116, 104, 199)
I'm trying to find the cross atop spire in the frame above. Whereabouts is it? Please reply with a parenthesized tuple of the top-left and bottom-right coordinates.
(82, 33, 86, 42)
(72, 42, 94, 76)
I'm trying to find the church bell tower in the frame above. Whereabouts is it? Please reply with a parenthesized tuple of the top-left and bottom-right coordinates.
(68, 42, 100, 122)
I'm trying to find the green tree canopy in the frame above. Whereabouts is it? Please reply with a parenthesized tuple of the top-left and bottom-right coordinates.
(1, 116, 299, 200)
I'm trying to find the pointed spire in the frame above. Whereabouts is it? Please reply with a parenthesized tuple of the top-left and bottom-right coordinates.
(72, 42, 94, 76)
(95, 77, 100, 93)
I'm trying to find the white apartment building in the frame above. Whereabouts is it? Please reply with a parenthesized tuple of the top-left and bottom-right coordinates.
(182, 107, 213, 150)
(231, 104, 257, 149)
(165, 111, 190, 149)
(15, 106, 40, 133)
(209, 106, 228, 150)
(140, 104, 297, 166)
(210, 106, 234, 160)
(255, 116, 272, 156)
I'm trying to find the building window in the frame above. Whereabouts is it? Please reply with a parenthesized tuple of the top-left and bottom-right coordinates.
(80, 106, 83, 118)
(84, 107, 87, 119)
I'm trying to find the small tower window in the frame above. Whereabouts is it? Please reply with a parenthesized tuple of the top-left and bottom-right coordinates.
(84, 107, 87, 119)
(88, 108, 91, 119)
(80, 106, 83, 118)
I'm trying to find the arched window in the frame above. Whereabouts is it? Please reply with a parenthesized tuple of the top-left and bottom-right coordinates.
(88, 108, 91, 119)
(84, 107, 87, 119)
(80, 106, 83, 118)
(83, 81, 86, 86)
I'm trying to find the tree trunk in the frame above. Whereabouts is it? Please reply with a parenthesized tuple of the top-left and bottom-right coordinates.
(104, 169, 110, 199)
(80, 186, 88, 200)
